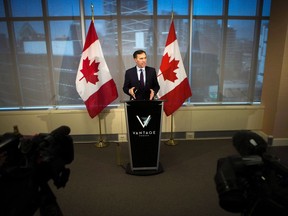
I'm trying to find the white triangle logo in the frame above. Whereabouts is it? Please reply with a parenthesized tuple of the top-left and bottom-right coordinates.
(136, 115, 151, 128)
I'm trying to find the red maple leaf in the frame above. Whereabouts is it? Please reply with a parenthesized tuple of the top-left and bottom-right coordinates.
(160, 53, 179, 82)
(79, 57, 100, 84)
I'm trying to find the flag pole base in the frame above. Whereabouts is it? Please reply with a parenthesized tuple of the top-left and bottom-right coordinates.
(165, 138, 177, 146)
(95, 139, 109, 148)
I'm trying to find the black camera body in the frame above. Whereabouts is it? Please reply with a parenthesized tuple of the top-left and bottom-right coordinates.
(215, 131, 288, 216)
(0, 126, 74, 216)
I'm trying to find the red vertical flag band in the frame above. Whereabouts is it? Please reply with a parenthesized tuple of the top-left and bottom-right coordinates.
(157, 20, 192, 116)
(76, 21, 118, 118)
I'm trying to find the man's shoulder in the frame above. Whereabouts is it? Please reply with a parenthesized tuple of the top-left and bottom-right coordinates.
(145, 66, 156, 72)
(126, 66, 136, 73)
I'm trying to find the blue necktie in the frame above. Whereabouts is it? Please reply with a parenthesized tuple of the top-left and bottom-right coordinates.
(140, 69, 144, 87)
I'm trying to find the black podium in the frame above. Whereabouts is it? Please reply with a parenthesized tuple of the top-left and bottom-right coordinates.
(124, 100, 164, 175)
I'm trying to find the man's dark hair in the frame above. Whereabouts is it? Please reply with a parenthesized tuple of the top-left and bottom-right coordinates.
(133, 50, 146, 59)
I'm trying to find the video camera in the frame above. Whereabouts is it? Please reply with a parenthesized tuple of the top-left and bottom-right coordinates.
(214, 131, 288, 216)
(0, 125, 74, 216)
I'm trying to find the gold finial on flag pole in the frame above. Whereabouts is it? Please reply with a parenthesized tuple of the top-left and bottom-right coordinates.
(91, 3, 94, 22)
(171, 0, 174, 20)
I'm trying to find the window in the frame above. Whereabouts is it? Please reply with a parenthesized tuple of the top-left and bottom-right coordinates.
(0, 21, 17, 106)
(157, 0, 189, 15)
(47, 0, 80, 16)
(11, 0, 43, 17)
(0, 0, 5, 17)
(228, 0, 257, 16)
(193, 0, 223, 16)
(191, 0, 271, 103)
(0, 0, 271, 110)
(13, 21, 50, 106)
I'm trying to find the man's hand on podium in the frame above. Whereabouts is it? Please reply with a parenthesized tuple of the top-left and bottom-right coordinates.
(149, 89, 155, 100)
(129, 87, 137, 100)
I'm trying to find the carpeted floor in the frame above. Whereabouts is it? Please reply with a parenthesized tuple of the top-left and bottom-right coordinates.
(46, 139, 239, 216)
(36, 138, 288, 216)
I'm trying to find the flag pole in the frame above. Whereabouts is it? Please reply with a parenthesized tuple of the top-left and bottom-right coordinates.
(91, 3, 94, 22)
(90, 3, 107, 148)
(165, 10, 177, 146)
(165, 114, 177, 146)
(95, 113, 108, 148)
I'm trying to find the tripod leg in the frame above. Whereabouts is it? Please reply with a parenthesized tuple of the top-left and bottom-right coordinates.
(39, 183, 63, 216)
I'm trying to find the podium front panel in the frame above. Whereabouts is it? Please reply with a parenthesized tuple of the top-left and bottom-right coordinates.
(124, 100, 163, 171)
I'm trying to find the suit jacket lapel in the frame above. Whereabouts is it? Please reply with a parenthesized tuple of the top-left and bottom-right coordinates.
(133, 66, 138, 82)
(144, 67, 148, 80)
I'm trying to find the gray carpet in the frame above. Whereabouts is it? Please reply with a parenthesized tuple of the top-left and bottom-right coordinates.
(47, 139, 242, 216)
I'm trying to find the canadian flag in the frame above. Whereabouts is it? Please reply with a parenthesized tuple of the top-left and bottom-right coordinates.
(157, 20, 192, 116)
(76, 21, 118, 118)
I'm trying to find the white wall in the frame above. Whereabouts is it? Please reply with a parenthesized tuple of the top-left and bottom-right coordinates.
(0, 105, 264, 136)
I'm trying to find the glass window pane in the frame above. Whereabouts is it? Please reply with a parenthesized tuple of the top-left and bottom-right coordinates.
(84, 0, 116, 16)
(0, 22, 10, 53)
(222, 20, 255, 102)
(0, 0, 5, 17)
(157, 19, 189, 70)
(262, 0, 271, 16)
(13, 21, 51, 106)
(255, 20, 269, 102)
(11, 0, 42, 17)
(47, 0, 80, 16)
(228, 0, 257, 16)
(84, 20, 117, 56)
(0, 22, 19, 107)
(158, 0, 189, 15)
(191, 20, 222, 102)
(121, 0, 152, 16)
(50, 21, 81, 56)
(13, 21, 46, 53)
(193, 0, 223, 16)
(50, 20, 82, 105)
(121, 19, 153, 64)
(121, 19, 153, 56)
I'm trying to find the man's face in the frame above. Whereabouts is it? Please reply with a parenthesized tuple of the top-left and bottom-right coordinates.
(134, 52, 147, 68)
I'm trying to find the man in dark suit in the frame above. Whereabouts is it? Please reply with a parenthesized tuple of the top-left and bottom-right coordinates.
(123, 50, 160, 100)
